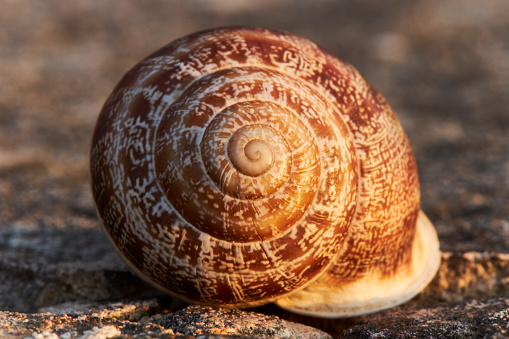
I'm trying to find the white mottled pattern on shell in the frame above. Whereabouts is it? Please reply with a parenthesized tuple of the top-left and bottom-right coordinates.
(90, 27, 419, 307)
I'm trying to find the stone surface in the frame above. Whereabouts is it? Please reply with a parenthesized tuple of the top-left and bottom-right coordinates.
(0, 226, 157, 313)
(0, 300, 331, 338)
(343, 298, 509, 338)
(0, 0, 508, 338)
(0, 299, 172, 339)
(145, 306, 332, 338)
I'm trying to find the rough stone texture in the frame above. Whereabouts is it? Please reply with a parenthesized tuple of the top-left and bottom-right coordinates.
(423, 252, 509, 304)
(0, 0, 508, 338)
(0, 226, 156, 313)
(0, 300, 331, 338)
(0, 299, 171, 339)
(343, 298, 509, 338)
(146, 305, 332, 338)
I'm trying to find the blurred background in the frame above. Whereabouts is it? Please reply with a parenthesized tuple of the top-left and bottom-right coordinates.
(0, 0, 508, 316)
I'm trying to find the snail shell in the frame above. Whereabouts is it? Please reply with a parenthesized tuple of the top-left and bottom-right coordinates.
(90, 27, 440, 318)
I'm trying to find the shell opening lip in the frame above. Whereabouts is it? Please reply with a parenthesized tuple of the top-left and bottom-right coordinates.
(275, 210, 441, 318)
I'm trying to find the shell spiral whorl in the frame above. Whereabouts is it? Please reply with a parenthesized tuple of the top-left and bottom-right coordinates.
(91, 27, 440, 317)
(152, 66, 355, 248)
(227, 125, 275, 177)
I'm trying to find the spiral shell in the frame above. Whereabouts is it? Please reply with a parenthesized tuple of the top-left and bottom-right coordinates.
(90, 27, 440, 317)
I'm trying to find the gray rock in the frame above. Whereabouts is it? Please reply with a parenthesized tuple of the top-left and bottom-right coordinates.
(145, 305, 332, 338)
(0, 301, 169, 339)
(343, 298, 509, 338)
(423, 252, 509, 303)
(0, 226, 157, 313)
(0, 300, 331, 338)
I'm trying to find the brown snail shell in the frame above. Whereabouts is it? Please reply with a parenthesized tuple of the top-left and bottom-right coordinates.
(90, 26, 440, 318)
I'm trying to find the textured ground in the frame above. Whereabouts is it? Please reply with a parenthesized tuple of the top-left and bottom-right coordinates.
(0, 0, 508, 338)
